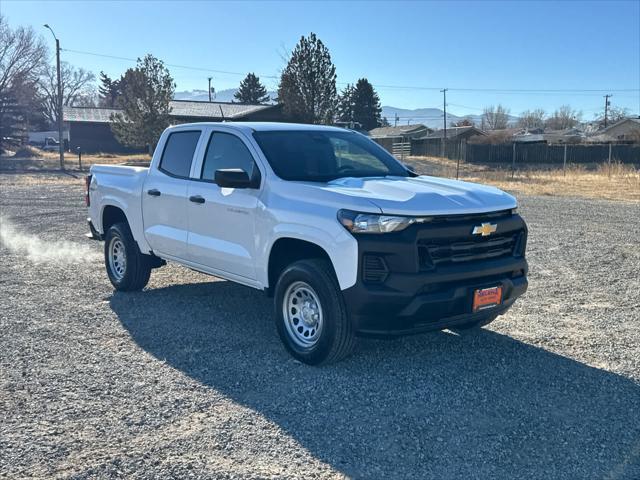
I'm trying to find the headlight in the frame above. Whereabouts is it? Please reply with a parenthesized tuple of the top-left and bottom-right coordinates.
(337, 210, 432, 234)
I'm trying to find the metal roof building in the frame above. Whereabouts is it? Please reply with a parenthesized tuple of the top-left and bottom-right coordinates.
(63, 100, 283, 153)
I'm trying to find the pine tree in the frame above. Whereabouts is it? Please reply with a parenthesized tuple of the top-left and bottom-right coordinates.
(277, 33, 337, 124)
(110, 55, 175, 153)
(98, 72, 122, 107)
(336, 84, 356, 123)
(234, 73, 270, 104)
(336, 79, 382, 130)
(351, 78, 382, 131)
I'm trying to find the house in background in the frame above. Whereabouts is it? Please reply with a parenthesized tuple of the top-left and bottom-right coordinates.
(542, 128, 585, 144)
(63, 100, 283, 153)
(415, 126, 486, 142)
(368, 124, 432, 153)
(600, 117, 640, 141)
(411, 126, 486, 157)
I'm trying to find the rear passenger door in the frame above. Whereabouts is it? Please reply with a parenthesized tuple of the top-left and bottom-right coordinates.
(142, 129, 202, 259)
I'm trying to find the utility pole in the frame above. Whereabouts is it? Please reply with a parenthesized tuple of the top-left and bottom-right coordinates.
(208, 77, 213, 102)
(44, 24, 64, 170)
(394, 113, 399, 127)
(441, 88, 448, 157)
(604, 94, 612, 128)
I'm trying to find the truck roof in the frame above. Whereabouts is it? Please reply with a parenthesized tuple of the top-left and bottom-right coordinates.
(168, 122, 350, 133)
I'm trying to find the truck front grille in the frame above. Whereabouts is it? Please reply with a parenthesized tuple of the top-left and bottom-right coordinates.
(418, 231, 523, 269)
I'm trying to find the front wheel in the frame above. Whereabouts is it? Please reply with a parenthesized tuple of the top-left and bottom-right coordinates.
(274, 259, 356, 365)
(104, 222, 152, 291)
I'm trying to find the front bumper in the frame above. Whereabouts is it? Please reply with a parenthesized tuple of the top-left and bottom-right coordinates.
(343, 258, 527, 336)
(341, 212, 529, 336)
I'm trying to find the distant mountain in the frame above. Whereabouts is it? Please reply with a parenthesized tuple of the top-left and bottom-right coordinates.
(172, 92, 519, 128)
(381, 106, 518, 130)
(174, 88, 277, 104)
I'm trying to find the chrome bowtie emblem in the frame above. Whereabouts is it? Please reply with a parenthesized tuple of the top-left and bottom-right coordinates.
(472, 223, 497, 237)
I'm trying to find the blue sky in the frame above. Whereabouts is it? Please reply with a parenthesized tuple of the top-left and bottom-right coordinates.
(2, 0, 639, 118)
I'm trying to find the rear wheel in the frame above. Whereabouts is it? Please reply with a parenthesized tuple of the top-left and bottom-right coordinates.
(274, 259, 355, 365)
(104, 222, 152, 291)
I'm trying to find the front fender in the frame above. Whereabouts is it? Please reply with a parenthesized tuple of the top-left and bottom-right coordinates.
(260, 224, 359, 291)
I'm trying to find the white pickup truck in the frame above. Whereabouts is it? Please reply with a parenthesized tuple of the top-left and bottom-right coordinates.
(87, 122, 528, 364)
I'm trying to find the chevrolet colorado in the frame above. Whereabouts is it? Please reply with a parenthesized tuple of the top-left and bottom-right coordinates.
(86, 122, 528, 364)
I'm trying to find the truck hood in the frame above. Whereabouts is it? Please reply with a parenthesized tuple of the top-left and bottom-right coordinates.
(323, 175, 517, 215)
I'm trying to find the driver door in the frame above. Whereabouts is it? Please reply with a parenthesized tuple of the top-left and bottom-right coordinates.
(186, 130, 262, 280)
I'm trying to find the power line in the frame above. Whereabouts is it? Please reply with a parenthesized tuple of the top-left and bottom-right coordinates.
(449, 87, 638, 93)
(63, 48, 279, 78)
(62, 47, 640, 96)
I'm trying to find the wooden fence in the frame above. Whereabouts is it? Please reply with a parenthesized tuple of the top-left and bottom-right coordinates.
(391, 142, 411, 159)
(411, 138, 467, 160)
(466, 143, 640, 165)
(374, 137, 640, 165)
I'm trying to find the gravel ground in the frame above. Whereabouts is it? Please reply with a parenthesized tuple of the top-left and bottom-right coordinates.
(1, 173, 639, 479)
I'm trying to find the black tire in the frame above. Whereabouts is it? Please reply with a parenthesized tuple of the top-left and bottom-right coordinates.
(104, 222, 152, 291)
(274, 259, 356, 365)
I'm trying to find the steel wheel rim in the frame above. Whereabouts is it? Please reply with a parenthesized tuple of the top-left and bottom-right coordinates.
(108, 236, 127, 281)
(282, 281, 323, 348)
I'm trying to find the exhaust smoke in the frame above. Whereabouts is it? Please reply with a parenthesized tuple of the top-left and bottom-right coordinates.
(0, 216, 101, 264)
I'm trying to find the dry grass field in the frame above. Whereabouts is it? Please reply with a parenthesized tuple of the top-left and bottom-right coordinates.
(2, 147, 638, 202)
(405, 156, 640, 202)
(1, 147, 150, 171)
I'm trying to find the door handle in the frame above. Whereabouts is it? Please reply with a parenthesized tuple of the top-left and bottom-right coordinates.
(189, 195, 205, 204)
(147, 189, 161, 197)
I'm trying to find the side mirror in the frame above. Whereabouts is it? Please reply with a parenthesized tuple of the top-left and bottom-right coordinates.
(214, 168, 256, 188)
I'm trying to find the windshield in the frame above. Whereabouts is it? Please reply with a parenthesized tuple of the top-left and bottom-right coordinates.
(253, 130, 410, 182)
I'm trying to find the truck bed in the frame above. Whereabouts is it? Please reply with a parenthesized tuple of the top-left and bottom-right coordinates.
(88, 164, 150, 252)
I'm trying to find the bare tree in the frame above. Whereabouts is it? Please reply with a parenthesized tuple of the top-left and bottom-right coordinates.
(594, 105, 629, 128)
(0, 15, 47, 98)
(452, 118, 474, 127)
(517, 109, 546, 130)
(39, 62, 96, 125)
(545, 105, 582, 130)
(482, 104, 510, 130)
(0, 15, 47, 148)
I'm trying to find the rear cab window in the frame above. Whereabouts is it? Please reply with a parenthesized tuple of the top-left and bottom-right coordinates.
(158, 130, 202, 178)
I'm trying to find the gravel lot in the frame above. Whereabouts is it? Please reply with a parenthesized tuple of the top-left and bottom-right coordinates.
(1, 173, 639, 479)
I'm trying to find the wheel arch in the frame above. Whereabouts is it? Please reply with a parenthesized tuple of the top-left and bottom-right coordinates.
(99, 200, 152, 255)
(101, 204, 130, 234)
(266, 238, 335, 297)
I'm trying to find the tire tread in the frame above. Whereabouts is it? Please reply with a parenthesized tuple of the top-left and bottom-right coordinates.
(275, 258, 356, 365)
(105, 222, 152, 292)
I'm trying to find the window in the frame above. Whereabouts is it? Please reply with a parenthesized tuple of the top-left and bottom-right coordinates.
(159, 131, 201, 178)
(201, 132, 257, 182)
(253, 130, 409, 182)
